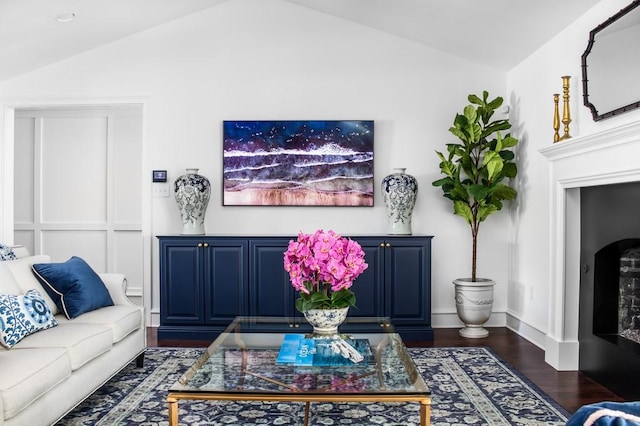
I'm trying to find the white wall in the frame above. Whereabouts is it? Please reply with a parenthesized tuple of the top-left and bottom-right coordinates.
(506, 0, 640, 346)
(0, 0, 507, 326)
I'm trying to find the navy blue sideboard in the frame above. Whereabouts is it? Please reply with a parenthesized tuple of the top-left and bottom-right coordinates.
(157, 235, 433, 341)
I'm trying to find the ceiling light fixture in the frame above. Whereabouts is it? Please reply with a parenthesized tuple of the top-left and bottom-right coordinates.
(55, 12, 76, 23)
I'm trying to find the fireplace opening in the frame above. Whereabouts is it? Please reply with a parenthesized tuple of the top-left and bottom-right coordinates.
(591, 240, 640, 357)
(618, 247, 640, 345)
(580, 182, 640, 399)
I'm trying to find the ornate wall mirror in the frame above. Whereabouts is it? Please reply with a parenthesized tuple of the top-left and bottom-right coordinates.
(582, 0, 640, 121)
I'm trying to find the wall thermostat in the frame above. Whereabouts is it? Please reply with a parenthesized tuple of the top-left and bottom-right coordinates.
(153, 170, 167, 182)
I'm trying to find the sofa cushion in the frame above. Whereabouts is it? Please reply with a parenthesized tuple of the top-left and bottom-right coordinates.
(32, 256, 114, 319)
(0, 261, 21, 295)
(14, 322, 112, 370)
(0, 289, 58, 349)
(57, 304, 142, 343)
(2, 255, 58, 315)
(0, 347, 71, 420)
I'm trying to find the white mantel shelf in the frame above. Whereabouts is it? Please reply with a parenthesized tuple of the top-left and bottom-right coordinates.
(540, 119, 640, 161)
(538, 118, 640, 371)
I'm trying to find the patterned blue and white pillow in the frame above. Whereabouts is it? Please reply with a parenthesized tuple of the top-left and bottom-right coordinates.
(0, 289, 58, 349)
(0, 244, 16, 261)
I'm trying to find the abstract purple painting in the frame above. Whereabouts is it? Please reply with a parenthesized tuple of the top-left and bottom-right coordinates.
(222, 120, 374, 206)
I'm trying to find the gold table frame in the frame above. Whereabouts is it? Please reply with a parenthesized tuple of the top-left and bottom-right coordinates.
(167, 316, 431, 426)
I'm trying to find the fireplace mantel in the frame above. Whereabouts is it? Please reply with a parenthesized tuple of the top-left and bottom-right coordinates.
(540, 119, 640, 370)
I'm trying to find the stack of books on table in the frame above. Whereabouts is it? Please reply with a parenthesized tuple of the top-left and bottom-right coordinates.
(276, 334, 373, 366)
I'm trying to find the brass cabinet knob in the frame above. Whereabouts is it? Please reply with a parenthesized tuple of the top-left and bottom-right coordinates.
(379, 243, 385, 247)
(203, 243, 209, 248)
(197, 243, 203, 248)
(385, 243, 391, 248)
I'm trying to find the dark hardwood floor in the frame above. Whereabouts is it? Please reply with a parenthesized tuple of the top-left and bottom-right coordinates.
(147, 326, 624, 414)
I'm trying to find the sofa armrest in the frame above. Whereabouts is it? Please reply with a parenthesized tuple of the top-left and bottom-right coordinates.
(99, 273, 136, 306)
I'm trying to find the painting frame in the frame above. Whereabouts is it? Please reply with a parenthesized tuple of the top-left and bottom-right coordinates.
(222, 120, 374, 207)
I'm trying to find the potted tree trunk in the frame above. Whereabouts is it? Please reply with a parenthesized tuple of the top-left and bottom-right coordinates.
(432, 91, 519, 338)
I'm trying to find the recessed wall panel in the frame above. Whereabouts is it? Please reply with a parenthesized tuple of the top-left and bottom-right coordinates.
(41, 230, 107, 270)
(113, 115, 143, 224)
(14, 230, 34, 254)
(41, 117, 108, 223)
(114, 231, 143, 295)
(14, 117, 35, 223)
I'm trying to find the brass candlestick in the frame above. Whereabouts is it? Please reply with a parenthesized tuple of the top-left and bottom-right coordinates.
(560, 75, 571, 140)
(553, 94, 560, 143)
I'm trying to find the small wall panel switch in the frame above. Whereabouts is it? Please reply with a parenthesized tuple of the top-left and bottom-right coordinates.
(153, 183, 170, 197)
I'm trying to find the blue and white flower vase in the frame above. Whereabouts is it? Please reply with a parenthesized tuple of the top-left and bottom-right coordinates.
(303, 307, 349, 336)
(381, 168, 418, 235)
(174, 168, 211, 235)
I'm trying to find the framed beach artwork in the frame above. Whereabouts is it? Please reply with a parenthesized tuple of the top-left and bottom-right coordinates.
(222, 120, 374, 206)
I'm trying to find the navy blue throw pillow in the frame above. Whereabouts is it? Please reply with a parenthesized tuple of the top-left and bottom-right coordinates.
(31, 256, 114, 319)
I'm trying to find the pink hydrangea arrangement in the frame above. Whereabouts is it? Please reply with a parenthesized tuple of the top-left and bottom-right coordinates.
(283, 230, 368, 312)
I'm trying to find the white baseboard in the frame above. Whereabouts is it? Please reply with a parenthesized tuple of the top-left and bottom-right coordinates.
(149, 310, 161, 328)
(505, 313, 547, 350)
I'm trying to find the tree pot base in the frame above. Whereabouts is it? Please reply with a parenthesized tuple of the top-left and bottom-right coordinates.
(459, 326, 489, 339)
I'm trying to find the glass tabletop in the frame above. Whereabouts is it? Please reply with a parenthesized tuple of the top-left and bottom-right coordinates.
(170, 316, 430, 396)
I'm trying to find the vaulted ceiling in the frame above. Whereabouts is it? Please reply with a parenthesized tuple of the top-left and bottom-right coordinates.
(0, 0, 600, 82)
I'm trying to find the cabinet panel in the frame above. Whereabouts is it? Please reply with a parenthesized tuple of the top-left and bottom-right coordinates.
(159, 240, 203, 324)
(249, 239, 297, 317)
(204, 240, 248, 324)
(350, 238, 385, 317)
(386, 240, 431, 326)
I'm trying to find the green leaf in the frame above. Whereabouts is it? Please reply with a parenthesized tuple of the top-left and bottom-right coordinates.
(492, 184, 517, 200)
(499, 150, 515, 161)
(486, 96, 503, 111)
(454, 201, 473, 224)
(478, 204, 498, 221)
(482, 121, 511, 137)
(468, 184, 489, 200)
(468, 123, 482, 142)
(468, 94, 483, 105)
(501, 135, 519, 148)
(463, 105, 478, 124)
(449, 126, 467, 142)
(449, 184, 470, 202)
(432, 177, 452, 187)
(483, 151, 504, 181)
(502, 162, 517, 178)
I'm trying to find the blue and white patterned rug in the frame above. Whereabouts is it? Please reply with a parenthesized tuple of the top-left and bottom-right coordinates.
(57, 347, 569, 425)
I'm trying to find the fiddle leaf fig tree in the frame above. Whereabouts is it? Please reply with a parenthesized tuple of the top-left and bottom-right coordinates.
(432, 91, 519, 282)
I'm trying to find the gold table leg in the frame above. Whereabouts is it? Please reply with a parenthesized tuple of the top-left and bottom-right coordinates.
(420, 399, 431, 426)
(168, 396, 179, 426)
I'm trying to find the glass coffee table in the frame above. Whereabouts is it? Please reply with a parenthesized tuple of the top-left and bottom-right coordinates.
(167, 316, 431, 426)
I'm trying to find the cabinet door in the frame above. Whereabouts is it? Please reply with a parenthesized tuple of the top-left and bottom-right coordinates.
(384, 237, 431, 326)
(203, 239, 248, 325)
(159, 238, 204, 325)
(249, 238, 298, 317)
(349, 237, 385, 317)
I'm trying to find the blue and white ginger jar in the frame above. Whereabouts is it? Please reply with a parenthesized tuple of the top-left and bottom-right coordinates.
(381, 168, 418, 235)
(174, 168, 211, 235)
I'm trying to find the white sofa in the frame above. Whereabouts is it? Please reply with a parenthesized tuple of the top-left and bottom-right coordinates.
(0, 247, 146, 426)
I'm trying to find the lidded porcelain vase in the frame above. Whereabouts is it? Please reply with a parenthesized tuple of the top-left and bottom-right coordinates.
(381, 168, 418, 235)
(174, 168, 211, 235)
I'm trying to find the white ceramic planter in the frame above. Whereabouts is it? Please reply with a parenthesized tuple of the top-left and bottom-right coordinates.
(453, 278, 495, 338)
